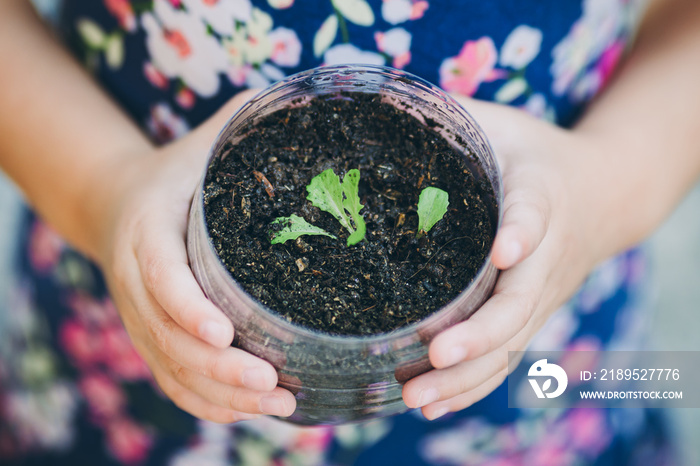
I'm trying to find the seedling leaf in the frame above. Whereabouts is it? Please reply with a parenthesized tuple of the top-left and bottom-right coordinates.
(341, 169, 366, 246)
(269, 214, 336, 245)
(417, 187, 449, 237)
(306, 169, 353, 232)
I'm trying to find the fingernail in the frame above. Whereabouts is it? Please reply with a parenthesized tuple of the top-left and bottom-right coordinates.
(199, 321, 227, 346)
(445, 346, 467, 366)
(242, 367, 273, 391)
(260, 396, 289, 416)
(429, 407, 449, 420)
(416, 388, 440, 408)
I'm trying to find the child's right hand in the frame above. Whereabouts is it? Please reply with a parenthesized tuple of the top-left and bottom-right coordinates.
(92, 90, 297, 423)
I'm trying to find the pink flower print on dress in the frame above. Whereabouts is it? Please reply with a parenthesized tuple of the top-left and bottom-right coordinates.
(104, 0, 137, 32)
(563, 408, 611, 455)
(175, 86, 196, 109)
(164, 29, 192, 58)
(524, 441, 575, 466)
(106, 417, 153, 465)
(478, 457, 524, 466)
(59, 319, 104, 367)
(143, 62, 169, 89)
(101, 326, 151, 381)
(79, 372, 126, 424)
(596, 40, 624, 88)
(28, 220, 64, 274)
(68, 292, 120, 327)
(439, 37, 503, 96)
(293, 428, 334, 452)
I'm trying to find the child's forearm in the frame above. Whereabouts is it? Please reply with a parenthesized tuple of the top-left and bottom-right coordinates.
(0, 0, 153, 260)
(574, 0, 700, 260)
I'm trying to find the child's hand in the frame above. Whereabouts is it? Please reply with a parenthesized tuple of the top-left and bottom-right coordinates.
(93, 90, 296, 423)
(402, 97, 605, 419)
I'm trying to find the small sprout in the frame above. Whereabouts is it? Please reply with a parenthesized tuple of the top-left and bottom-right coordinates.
(307, 168, 366, 246)
(341, 169, 366, 246)
(269, 214, 336, 245)
(416, 187, 449, 238)
(306, 169, 352, 231)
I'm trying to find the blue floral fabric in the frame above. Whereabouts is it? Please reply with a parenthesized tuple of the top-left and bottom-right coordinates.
(0, 0, 677, 464)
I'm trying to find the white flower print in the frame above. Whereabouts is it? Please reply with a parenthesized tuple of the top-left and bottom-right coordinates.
(242, 7, 274, 65)
(268, 27, 302, 67)
(313, 14, 339, 58)
(375, 27, 411, 57)
(499, 25, 542, 69)
(267, 0, 295, 8)
(170, 421, 230, 466)
(324, 44, 385, 66)
(6, 382, 79, 451)
(180, 0, 252, 37)
(375, 27, 412, 68)
(142, 0, 228, 97)
(381, 0, 428, 25)
(221, 28, 247, 67)
(333, 0, 375, 27)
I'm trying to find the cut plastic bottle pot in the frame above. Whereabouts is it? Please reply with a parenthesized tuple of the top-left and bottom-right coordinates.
(187, 65, 503, 425)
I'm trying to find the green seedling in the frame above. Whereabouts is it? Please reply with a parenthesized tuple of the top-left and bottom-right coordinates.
(306, 168, 366, 246)
(416, 187, 449, 238)
(268, 168, 366, 246)
(269, 214, 336, 245)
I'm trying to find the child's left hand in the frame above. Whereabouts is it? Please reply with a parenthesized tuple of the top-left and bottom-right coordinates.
(402, 97, 607, 419)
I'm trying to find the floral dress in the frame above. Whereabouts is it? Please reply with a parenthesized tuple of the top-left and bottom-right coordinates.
(0, 0, 677, 465)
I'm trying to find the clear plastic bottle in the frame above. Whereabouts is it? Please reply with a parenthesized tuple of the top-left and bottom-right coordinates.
(186, 65, 503, 425)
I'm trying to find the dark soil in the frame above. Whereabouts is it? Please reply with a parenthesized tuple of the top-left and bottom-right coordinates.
(203, 93, 495, 336)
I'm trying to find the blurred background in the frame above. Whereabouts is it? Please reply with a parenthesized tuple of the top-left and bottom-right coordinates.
(1, 172, 699, 463)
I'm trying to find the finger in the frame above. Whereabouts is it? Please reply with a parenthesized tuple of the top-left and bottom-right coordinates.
(135, 291, 279, 391)
(403, 348, 506, 409)
(421, 367, 508, 421)
(151, 367, 263, 424)
(428, 252, 548, 369)
(119, 246, 279, 392)
(491, 184, 550, 270)
(155, 356, 295, 416)
(135, 221, 234, 349)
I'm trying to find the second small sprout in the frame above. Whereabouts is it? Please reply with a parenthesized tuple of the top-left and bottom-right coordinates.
(416, 187, 449, 238)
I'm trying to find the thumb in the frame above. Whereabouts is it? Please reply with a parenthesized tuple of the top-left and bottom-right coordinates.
(449, 94, 551, 270)
(491, 182, 550, 270)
